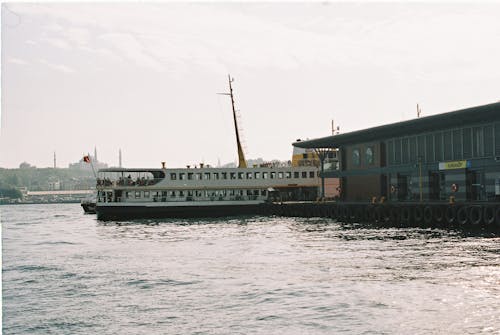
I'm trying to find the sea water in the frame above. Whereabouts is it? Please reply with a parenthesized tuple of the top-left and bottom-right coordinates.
(2, 204, 499, 334)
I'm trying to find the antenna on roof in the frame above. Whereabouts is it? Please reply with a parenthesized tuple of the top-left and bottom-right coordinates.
(417, 103, 422, 118)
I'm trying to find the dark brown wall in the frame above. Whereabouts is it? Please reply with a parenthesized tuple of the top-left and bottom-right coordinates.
(344, 175, 381, 201)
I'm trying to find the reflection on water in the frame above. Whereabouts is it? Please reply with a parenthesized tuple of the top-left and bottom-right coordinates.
(3, 204, 500, 335)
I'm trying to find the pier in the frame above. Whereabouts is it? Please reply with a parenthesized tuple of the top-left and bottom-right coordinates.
(264, 201, 500, 233)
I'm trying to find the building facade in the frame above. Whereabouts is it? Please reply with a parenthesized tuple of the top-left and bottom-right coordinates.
(294, 102, 500, 202)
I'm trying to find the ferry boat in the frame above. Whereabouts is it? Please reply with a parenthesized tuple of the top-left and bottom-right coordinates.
(95, 165, 319, 220)
(94, 75, 325, 220)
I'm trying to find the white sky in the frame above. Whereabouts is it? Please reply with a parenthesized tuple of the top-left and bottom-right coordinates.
(1, 2, 500, 168)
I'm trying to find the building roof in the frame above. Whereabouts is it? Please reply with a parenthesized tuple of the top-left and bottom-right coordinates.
(294, 101, 500, 149)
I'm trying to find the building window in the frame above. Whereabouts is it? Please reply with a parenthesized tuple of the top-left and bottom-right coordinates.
(179, 173, 185, 180)
(409, 137, 417, 163)
(170, 173, 177, 180)
(434, 133, 443, 162)
(278, 172, 284, 179)
(222, 172, 227, 179)
(135, 191, 141, 198)
(213, 172, 219, 180)
(286, 171, 292, 178)
(302, 171, 307, 178)
(394, 139, 401, 164)
(188, 173, 193, 180)
(453, 129, 463, 160)
(170, 191, 176, 197)
(263, 172, 268, 179)
(230, 172, 236, 179)
(294, 171, 300, 178)
(309, 171, 315, 178)
(352, 148, 360, 166)
(204, 172, 211, 180)
(443, 131, 452, 160)
(144, 191, 150, 198)
(270, 172, 276, 179)
(246, 172, 253, 179)
(472, 127, 484, 157)
(238, 172, 244, 179)
(365, 146, 374, 165)
(255, 172, 261, 179)
(196, 173, 202, 180)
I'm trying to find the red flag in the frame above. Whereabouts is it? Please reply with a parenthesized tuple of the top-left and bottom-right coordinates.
(83, 155, 91, 163)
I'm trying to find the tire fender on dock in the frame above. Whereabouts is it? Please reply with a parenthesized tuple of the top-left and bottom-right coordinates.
(483, 206, 495, 225)
(414, 206, 424, 224)
(433, 206, 445, 225)
(401, 206, 411, 225)
(457, 206, 469, 225)
(468, 205, 483, 225)
(445, 205, 456, 225)
(423, 206, 433, 225)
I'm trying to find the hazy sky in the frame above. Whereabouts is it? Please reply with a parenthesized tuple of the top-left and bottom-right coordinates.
(2, 2, 499, 169)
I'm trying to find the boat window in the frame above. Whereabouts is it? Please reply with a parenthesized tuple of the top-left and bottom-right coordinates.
(255, 172, 260, 179)
(170, 173, 177, 180)
(278, 172, 284, 179)
(246, 172, 253, 179)
(286, 171, 292, 179)
(238, 172, 244, 179)
(222, 172, 227, 179)
(135, 191, 141, 198)
(294, 172, 299, 178)
(302, 171, 307, 178)
(170, 191, 176, 197)
(179, 173, 185, 180)
(230, 172, 236, 179)
(196, 173, 202, 180)
(144, 191, 150, 198)
(213, 172, 219, 180)
(309, 171, 315, 178)
(204, 172, 211, 180)
(263, 172, 268, 179)
(270, 172, 276, 179)
(188, 173, 193, 180)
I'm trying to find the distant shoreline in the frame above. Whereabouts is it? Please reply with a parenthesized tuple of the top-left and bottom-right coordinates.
(0, 201, 81, 206)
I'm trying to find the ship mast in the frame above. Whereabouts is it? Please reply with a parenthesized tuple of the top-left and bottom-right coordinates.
(219, 75, 247, 168)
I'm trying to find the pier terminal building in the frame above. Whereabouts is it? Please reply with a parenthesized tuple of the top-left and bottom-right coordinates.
(293, 102, 500, 203)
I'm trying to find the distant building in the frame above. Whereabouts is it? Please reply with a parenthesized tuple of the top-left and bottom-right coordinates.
(68, 155, 108, 170)
(19, 162, 36, 169)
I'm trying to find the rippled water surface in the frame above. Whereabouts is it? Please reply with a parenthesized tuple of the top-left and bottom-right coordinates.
(3, 204, 500, 334)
